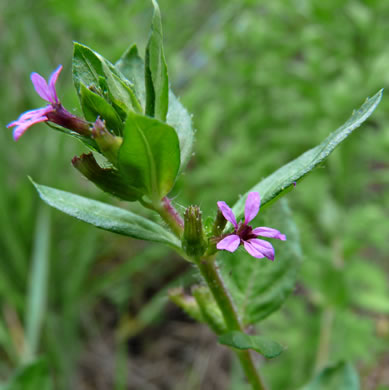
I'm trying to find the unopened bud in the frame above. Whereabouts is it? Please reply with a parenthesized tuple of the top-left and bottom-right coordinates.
(91, 119, 122, 165)
(212, 209, 227, 236)
(182, 206, 207, 257)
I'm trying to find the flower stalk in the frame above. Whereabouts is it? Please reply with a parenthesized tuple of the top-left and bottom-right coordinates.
(194, 254, 267, 390)
(157, 199, 267, 390)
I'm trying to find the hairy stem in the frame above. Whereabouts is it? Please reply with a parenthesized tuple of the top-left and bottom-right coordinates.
(156, 200, 267, 389)
(195, 255, 267, 390)
(157, 197, 184, 238)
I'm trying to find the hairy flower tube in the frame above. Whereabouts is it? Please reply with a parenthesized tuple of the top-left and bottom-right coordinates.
(216, 192, 286, 260)
(7, 65, 89, 140)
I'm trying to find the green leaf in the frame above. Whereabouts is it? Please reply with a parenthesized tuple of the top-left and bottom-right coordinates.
(101, 60, 142, 114)
(79, 83, 123, 133)
(72, 153, 143, 201)
(218, 331, 284, 359)
(116, 44, 146, 109)
(24, 207, 50, 361)
(145, 0, 169, 121)
(31, 180, 181, 249)
(2, 359, 52, 390)
(45, 122, 100, 152)
(167, 91, 194, 173)
(231, 90, 383, 221)
(118, 112, 180, 200)
(115, 47, 194, 173)
(220, 199, 302, 324)
(73, 43, 140, 115)
(301, 362, 360, 390)
(73, 42, 107, 93)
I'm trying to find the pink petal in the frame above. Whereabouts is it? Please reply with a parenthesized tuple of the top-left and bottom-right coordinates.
(31, 72, 52, 102)
(48, 65, 63, 103)
(244, 192, 260, 224)
(243, 241, 265, 259)
(12, 116, 48, 140)
(217, 201, 237, 228)
(252, 227, 286, 241)
(7, 107, 53, 140)
(244, 238, 275, 261)
(7, 107, 53, 126)
(217, 235, 240, 252)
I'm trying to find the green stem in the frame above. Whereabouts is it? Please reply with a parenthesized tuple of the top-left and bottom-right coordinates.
(314, 307, 334, 373)
(157, 197, 184, 238)
(195, 255, 267, 390)
(157, 201, 267, 389)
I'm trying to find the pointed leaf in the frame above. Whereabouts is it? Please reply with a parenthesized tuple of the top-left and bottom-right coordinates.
(118, 112, 180, 199)
(220, 199, 302, 324)
(232, 90, 383, 221)
(218, 331, 284, 359)
(79, 83, 123, 133)
(167, 91, 194, 172)
(116, 48, 194, 173)
(31, 180, 181, 248)
(73, 43, 140, 114)
(301, 362, 360, 390)
(116, 44, 146, 109)
(145, 0, 169, 121)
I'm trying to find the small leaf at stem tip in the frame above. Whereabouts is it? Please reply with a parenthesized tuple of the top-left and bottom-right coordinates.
(218, 331, 284, 359)
(145, 0, 169, 121)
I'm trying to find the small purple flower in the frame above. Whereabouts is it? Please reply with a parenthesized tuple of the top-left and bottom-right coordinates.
(216, 192, 286, 261)
(7, 65, 63, 140)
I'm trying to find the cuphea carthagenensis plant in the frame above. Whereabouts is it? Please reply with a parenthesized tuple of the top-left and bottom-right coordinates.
(7, 1, 382, 388)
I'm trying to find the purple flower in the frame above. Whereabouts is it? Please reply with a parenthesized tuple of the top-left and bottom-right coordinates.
(7, 65, 63, 140)
(216, 192, 286, 261)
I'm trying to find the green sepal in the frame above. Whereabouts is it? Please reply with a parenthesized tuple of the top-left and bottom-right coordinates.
(218, 331, 284, 359)
(118, 112, 180, 201)
(72, 153, 142, 201)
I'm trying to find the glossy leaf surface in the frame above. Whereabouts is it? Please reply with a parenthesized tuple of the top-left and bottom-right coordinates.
(232, 90, 383, 221)
(118, 112, 180, 200)
(32, 180, 181, 248)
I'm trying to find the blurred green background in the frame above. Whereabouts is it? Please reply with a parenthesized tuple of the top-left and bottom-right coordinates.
(1, 0, 388, 389)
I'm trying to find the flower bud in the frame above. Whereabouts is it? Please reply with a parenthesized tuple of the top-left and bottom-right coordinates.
(91, 119, 123, 165)
(182, 206, 207, 257)
(212, 209, 227, 236)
